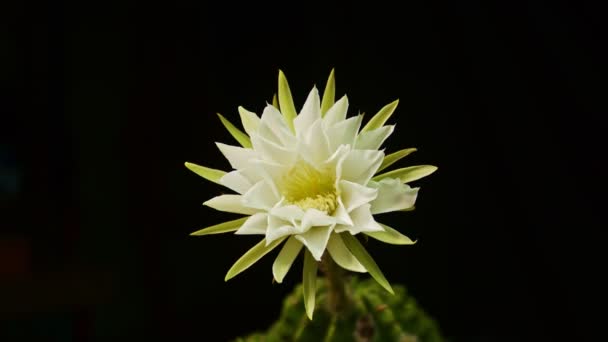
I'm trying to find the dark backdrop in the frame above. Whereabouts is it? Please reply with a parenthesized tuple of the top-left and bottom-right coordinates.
(2, 1, 604, 341)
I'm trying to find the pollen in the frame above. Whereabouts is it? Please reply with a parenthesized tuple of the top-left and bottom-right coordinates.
(281, 160, 338, 214)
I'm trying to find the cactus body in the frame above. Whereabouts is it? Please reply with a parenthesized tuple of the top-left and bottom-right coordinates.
(236, 277, 443, 342)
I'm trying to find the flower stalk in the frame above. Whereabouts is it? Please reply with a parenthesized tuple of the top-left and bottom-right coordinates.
(320, 252, 350, 314)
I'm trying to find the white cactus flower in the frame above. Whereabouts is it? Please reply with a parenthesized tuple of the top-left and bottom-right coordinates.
(186, 70, 437, 319)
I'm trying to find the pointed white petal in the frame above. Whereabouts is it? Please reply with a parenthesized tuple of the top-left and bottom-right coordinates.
(355, 125, 394, 150)
(242, 180, 280, 211)
(216, 143, 257, 170)
(220, 170, 253, 194)
(272, 237, 303, 283)
(327, 233, 367, 273)
(334, 204, 382, 234)
(238, 106, 260, 136)
(323, 95, 348, 126)
(270, 204, 305, 222)
(332, 196, 353, 226)
(327, 115, 363, 151)
(339, 180, 378, 213)
(369, 178, 419, 214)
(259, 105, 295, 147)
(339, 149, 384, 185)
(294, 87, 321, 137)
(203, 194, 260, 215)
(251, 134, 297, 165)
(235, 213, 268, 235)
(266, 215, 299, 244)
(298, 119, 330, 166)
(295, 225, 333, 261)
(300, 209, 337, 233)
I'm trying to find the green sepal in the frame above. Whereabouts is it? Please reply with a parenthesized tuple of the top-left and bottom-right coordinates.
(225, 237, 287, 281)
(364, 224, 417, 245)
(272, 93, 279, 109)
(303, 249, 318, 320)
(361, 99, 399, 132)
(377, 148, 417, 173)
(184, 162, 226, 185)
(190, 217, 249, 236)
(278, 70, 297, 132)
(272, 237, 303, 283)
(373, 165, 438, 183)
(320, 68, 335, 116)
(217, 113, 252, 148)
(341, 233, 394, 295)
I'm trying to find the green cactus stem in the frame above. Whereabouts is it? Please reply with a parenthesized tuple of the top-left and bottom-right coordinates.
(236, 276, 444, 342)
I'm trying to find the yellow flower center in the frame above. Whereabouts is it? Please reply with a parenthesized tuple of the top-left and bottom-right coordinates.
(281, 160, 338, 214)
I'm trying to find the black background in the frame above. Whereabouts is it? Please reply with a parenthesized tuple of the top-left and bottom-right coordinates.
(2, 0, 605, 341)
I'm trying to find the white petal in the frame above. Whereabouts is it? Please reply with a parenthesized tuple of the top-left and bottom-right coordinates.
(242, 180, 280, 211)
(204, 194, 260, 215)
(220, 170, 253, 194)
(327, 115, 363, 151)
(250, 159, 288, 199)
(355, 125, 395, 150)
(270, 204, 305, 222)
(298, 119, 331, 166)
(332, 197, 354, 226)
(216, 143, 257, 169)
(259, 105, 295, 147)
(300, 208, 337, 233)
(294, 87, 321, 137)
(323, 95, 348, 126)
(235, 213, 267, 235)
(369, 178, 419, 214)
(266, 215, 299, 244)
(251, 134, 297, 165)
(339, 149, 384, 185)
(238, 106, 260, 136)
(334, 204, 383, 234)
(339, 180, 378, 213)
(295, 225, 333, 261)
(326, 233, 366, 273)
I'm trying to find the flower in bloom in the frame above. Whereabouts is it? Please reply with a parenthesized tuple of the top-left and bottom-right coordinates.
(186, 70, 436, 319)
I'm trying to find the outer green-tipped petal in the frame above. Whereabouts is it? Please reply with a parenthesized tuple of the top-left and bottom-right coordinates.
(217, 113, 252, 148)
(341, 233, 394, 294)
(184, 162, 226, 185)
(369, 178, 418, 214)
(272, 93, 279, 109)
(278, 70, 297, 132)
(320, 68, 335, 116)
(204, 194, 260, 215)
(238, 106, 260, 136)
(225, 237, 287, 281)
(303, 250, 318, 320)
(326, 233, 367, 273)
(373, 165, 438, 183)
(377, 148, 417, 173)
(272, 237, 303, 283)
(364, 223, 417, 245)
(190, 217, 249, 236)
(361, 99, 399, 132)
